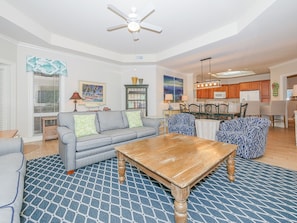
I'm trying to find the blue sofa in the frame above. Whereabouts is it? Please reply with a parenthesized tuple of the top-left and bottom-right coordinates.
(57, 110, 161, 174)
(0, 138, 26, 223)
(216, 117, 270, 159)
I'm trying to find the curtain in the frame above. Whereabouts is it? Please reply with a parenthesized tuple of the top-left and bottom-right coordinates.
(26, 56, 67, 76)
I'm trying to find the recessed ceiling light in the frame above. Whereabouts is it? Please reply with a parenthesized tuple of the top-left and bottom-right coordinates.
(212, 70, 255, 78)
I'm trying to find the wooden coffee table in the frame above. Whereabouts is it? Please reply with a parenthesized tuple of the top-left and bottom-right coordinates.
(115, 133, 237, 223)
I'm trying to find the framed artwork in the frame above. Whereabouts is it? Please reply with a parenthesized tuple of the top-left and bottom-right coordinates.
(163, 75, 183, 102)
(79, 81, 106, 106)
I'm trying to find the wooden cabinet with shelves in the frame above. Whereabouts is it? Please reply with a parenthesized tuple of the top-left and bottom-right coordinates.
(42, 116, 58, 141)
(125, 84, 148, 116)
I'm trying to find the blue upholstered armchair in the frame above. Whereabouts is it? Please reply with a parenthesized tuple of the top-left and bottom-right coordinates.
(168, 113, 196, 136)
(216, 117, 270, 159)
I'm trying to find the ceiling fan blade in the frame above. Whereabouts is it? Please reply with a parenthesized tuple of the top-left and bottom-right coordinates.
(107, 24, 127, 31)
(140, 22, 162, 33)
(107, 4, 128, 20)
(132, 32, 139, 41)
(138, 3, 155, 21)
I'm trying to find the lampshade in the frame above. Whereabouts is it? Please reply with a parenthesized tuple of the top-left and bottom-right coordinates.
(181, 95, 188, 102)
(293, 85, 297, 96)
(165, 94, 173, 101)
(70, 92, 82, 100)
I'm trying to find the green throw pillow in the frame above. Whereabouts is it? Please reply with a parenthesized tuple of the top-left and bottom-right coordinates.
(126, 111, 143, 128)
(74, 114, 98, 137)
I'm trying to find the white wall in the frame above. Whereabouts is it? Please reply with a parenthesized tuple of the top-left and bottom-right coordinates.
(1, 35, 297, 140)
(16, 44, 125, 138)
(156, 66, 193, 116)
(270, 58, 297, 100)
(14, 43, 169, 139)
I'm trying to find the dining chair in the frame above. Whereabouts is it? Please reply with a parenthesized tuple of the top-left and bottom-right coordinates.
(239, 103, 248, 118)
(204, 103, 219, 119)
(179, 103, 189, 113)
(218, 103, 229, 120)
(260, 100, 286, 127)
(188, 103, 201, 119)
(245, 101, 260, 117)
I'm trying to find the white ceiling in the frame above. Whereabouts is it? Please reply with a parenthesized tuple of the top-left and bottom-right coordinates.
(1, 0, 297, 79)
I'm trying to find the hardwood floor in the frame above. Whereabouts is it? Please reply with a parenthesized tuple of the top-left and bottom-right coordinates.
(24, 121, 297, 171)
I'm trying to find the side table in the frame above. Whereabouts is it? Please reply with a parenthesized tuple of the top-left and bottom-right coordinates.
(42, 116, 58, 141)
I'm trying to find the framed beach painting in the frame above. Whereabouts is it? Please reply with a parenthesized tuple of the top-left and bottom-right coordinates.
(79, 81, 106, 106)
(163, 75, 183, 102)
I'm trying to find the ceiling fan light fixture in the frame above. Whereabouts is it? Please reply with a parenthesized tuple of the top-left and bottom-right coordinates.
(128, 21, 140, 32)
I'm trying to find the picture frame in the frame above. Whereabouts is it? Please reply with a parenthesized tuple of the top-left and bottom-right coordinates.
(163, 75, 183, 102)
(79, 81, 106, 106)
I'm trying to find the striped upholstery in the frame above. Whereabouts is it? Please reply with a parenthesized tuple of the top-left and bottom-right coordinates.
(216, 117, 270, 159)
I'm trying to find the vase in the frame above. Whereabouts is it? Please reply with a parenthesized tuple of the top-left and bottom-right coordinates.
(138, 78, 143, 84)
(131, 77, 138, 85)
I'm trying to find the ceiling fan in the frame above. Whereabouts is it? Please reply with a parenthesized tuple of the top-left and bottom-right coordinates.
(107, 3, 162, 41)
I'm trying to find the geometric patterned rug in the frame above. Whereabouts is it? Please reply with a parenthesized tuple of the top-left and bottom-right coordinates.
(21, 155, 297, 223)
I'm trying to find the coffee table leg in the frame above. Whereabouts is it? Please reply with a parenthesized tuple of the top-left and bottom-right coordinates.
(171, 184, 190, 223)
(117, 151, 126, 184)
(227, 150, 236, 182)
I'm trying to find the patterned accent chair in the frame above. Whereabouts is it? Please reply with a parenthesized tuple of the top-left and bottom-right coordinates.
(168, 113, 196, 136)
(216, 117, 270, 159)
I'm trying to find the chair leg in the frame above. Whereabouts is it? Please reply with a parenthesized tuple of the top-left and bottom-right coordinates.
(271, 115, 275, 127)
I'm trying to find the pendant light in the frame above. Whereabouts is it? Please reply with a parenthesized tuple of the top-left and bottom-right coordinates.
(194, 57, 221, 89)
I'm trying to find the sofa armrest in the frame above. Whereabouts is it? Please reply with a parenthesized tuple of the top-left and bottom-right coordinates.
(142, 117, 161, 134)
(57, 126, 76, 144)
(0, 138, 24, 156)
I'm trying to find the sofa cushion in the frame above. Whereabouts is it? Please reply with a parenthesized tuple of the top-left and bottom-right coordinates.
(0, 208, 14, 223)
(0, 171, 24, 220)
(76, 134, 112, 152)
(131, 126, 156, 138)
(74, 114, 98, 138)
(101, 129, 137, 144)
(125, 111, 143, 128)
(97, 111, 125, 132)
(58, 112, 100, 132)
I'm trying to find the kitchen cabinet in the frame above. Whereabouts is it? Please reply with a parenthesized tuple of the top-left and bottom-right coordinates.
(197, 88, 214, 99)
(195, 81, 270, 101)
(228, 84, 240, 98)
(260, 80, 270, 102)
(240, 81, 260, 91)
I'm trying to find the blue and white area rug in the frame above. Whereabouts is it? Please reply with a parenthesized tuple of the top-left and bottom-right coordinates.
(21, 155, 297, 223)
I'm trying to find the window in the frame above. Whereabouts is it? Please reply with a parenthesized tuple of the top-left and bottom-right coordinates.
(33, 72, 60, 135)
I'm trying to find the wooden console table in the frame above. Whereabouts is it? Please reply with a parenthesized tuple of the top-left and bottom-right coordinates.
(0, 130, 18, 138)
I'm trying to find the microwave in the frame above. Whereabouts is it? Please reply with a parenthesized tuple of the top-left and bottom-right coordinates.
(214, 91, 226, 99)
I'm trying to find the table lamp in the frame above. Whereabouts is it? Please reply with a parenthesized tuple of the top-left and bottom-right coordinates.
(70, 92, 82, 112)
(165, 94, 173, 110)
(181, 95, 188, 103)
